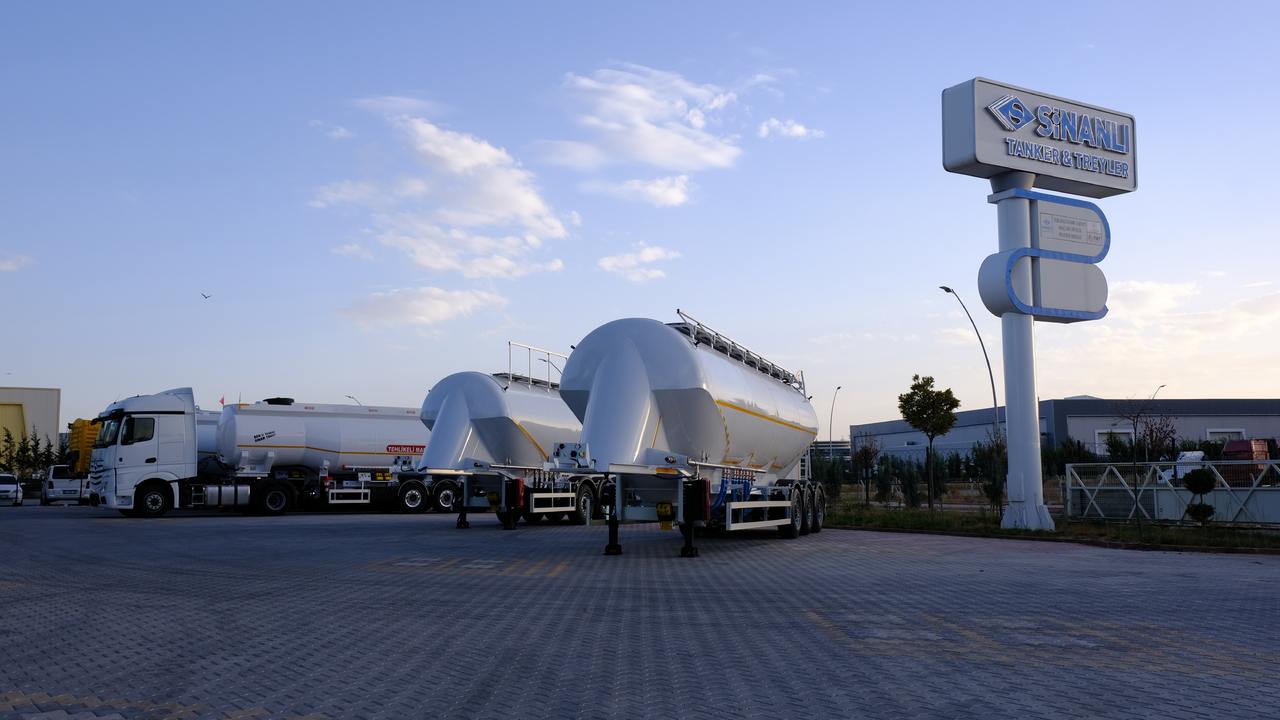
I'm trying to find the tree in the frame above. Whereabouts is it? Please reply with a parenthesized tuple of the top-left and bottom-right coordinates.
(1110, 392, 1176, 532)
(897, 375, 960, 510)
(851, 432, 883, 506)
(971, 428, 1007, 514)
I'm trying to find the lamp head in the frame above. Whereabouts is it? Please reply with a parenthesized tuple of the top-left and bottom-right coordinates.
(940, 286, 953, 293)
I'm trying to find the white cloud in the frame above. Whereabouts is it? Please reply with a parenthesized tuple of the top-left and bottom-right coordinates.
(341, 287, 507, 328)
(581, 175, 691, 207)
(542, 64, 742, 171)
(310, 180, 387, 209)
(354, 96, 446, 116)
(758, 118, 824, 139)
(1037, 281, 1280, 398)
(312, 117, 565, 280)
(0, 255, 34, 272)
(598, 245, 681, 282)
(310, 120, 354, 139)
(332, 243, 372, 259)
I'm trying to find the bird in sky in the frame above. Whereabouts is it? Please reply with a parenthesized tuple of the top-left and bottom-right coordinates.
(201, 293, 211, 299)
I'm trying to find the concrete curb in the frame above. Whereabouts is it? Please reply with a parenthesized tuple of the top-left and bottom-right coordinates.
(826, 524, 1280, 555)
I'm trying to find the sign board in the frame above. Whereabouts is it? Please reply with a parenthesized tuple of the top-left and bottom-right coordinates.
(977, 189, 1110, 323)
(943, 78, 1136, 198)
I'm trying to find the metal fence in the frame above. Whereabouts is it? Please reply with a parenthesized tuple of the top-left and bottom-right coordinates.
(1065, 459, 1280, 525)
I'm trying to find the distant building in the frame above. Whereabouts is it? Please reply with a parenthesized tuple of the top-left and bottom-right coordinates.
(850, 396, 1280, 458)
(0, 387, 62, 444)
(810, 440, 850, 459)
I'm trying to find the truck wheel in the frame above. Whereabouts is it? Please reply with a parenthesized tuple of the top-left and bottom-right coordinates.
(569, 485, 594, 525)
(135, 484, 172, 519)
(810, 486, 825, 533)
(778, 487, 801, 539)
(798, 485, 812, 536)
(522, 508, 543, 523)
(432, 480, 459, 513)
(255, 484, 290, 516)
(397, 482, 429, 513)
(544, 512, 567, 523)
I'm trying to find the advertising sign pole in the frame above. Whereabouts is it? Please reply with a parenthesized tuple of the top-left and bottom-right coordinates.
(943, 77, 1135, 530)
(990, 171, 1055, 530)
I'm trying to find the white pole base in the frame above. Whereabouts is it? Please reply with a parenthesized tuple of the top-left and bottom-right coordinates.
(1001, 501, 1056, 530)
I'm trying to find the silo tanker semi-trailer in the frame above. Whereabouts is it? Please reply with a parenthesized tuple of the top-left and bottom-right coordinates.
(550, 312, 821, 557)
(396, 359, 588, 530)
(88, 388, 431, 518)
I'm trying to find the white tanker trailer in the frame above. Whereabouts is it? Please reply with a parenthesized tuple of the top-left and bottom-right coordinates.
(397, 357, 587, 529)
(89, 389, 431, 518)
(551, 312, 820, 556)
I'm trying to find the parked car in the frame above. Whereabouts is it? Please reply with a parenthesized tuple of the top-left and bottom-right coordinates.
(42, 465, 88, 505)
(0, 474, 23, 506)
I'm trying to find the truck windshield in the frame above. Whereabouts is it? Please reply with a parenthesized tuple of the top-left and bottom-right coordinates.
(93, 419, 121, 449)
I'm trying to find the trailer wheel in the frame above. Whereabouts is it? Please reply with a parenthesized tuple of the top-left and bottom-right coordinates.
(798, 485, 812, 536)
(778, 488, 801, 539)
(255, 484, 290, 516)
(569, 485, 594, 525)
(810, 486, 825, 533)
(135, 483, 172, 519)
(432, 481, 459, 513)
(397, 482, 429, 514)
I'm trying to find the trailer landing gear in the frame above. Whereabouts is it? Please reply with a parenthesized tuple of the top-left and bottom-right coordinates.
(680, 521, 699, 558)
(604, 514, 622, 555)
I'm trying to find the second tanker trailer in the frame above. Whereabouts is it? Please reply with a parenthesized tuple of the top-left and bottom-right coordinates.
(550, 311, 821, 556)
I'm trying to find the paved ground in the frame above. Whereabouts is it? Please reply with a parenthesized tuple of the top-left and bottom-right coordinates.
(0, 504, 1276, 719)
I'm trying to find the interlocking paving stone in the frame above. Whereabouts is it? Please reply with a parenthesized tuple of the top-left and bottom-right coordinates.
(0, 505, 1276, 718)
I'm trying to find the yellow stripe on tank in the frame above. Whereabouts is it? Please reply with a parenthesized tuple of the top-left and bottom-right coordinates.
(714, 401, 818, 435)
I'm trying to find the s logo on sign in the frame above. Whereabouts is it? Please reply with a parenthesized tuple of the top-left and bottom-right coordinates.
(986, 95, 1036, 132)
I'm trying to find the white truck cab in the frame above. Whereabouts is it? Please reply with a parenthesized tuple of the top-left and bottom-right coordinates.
(89, 387, 197, 517)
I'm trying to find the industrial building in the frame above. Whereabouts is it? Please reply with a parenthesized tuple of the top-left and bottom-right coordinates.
(0, 386, 61, 444)
(849, 396, 1280, 457)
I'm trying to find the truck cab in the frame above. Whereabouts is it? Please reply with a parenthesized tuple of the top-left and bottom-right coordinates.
(88, 388, 198, 517)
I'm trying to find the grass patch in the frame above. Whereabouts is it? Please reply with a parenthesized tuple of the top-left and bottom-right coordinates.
(827, 503, 1280, 550)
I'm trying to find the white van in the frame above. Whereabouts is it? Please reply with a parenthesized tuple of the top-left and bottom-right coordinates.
(42, 465, 88, 505)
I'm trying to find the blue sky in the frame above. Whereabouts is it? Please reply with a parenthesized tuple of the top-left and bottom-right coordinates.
(2, 2, 1278, 440)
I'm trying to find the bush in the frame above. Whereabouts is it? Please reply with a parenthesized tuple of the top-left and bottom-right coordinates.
(1185, 503, 1216, 524)
(1182, 468, 1216, 496)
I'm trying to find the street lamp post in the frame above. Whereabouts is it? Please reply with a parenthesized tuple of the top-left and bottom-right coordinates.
(829, 386, 842, 456)
(940, 286, 999, 441)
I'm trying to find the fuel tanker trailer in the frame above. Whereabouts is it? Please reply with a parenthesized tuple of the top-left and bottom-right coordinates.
(403, 351, 586, 529)
(89, 388, 431, 518)
(550, 312, 820, 556)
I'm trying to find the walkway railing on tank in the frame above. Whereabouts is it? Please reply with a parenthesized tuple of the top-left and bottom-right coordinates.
(672, 309, 806, 395)
(1065, 459, 1280, 526)
(502, 342, 568, 391)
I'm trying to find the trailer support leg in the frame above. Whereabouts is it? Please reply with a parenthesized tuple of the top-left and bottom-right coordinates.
(680, 521, 699, 558)
(456, 477, 470, 529)
(605, 514, 622, 555)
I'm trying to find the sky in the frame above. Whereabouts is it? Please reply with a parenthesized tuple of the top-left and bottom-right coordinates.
(2, 1, 1278, 441)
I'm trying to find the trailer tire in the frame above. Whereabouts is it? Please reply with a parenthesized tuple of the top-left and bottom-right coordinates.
(778, 488, 801, 539)
(254, 484, 291, 516)
(432, 480, 459, 513)
(569, 485, 593, 525)
(135, 483, 172, 519)
(810, 486, 825, 533)
(397, 482, 429, 514)
(797, 486, 812, 536)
